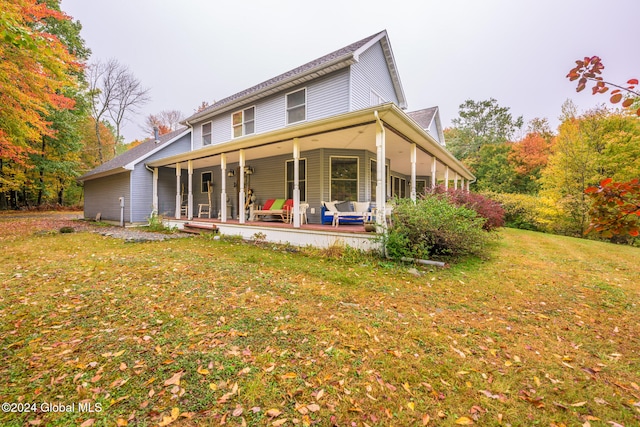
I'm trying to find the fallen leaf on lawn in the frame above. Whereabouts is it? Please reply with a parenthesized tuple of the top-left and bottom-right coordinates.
(264, 364, 275, 373)
(157, 416, 175, 427)
(570, 401, 587, 407)
(197, 366, 209, 375)
(119, 362, 127, 371)
(232, 406, 244, 417)
(209, 383, 217, 391)
(116, 419, 128, 426)
(534, 376, 541, 387)
(455, 416, 474, 425)
(607, 422, 624, 427)
(80, 420, 95, 427)
(402, 382, 412, 395)
(407, 401, 415, 411)
(266, 408, 282, 417)
(422, 414, 430, 425)
(238, 367, 251, 376)
(594, 397, 609, 405)
(451, 345, 466, 358)
(479, 390, 507, 402)
(272, 419, 288, 426)
(113, 350, 125, 357)
(315, 389, 325, 400)
(164, 372, 183, 387)
(281, 372, 297, 379)
(307, 403, 320, 412)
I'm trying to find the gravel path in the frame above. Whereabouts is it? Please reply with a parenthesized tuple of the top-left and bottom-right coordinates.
(1, 211, 191, 242)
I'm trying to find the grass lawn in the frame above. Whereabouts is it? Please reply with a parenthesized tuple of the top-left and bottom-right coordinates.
(0, 213, 638, 426)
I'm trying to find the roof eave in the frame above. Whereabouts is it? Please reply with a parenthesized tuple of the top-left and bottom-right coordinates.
(78, 166, 133, 182)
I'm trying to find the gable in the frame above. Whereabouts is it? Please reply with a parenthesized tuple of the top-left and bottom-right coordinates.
(185, 30, 405, 125)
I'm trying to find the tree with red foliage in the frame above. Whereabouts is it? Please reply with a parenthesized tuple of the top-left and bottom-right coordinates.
(585, 178, 640, 238)
(567, 57, 640, 238)
(567, 56, 640, 115)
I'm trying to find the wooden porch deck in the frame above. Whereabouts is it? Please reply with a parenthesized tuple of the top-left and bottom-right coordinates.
(177, 216, 372, 234)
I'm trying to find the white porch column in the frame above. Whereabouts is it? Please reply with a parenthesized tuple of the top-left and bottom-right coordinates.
(466, 179, 470, 192)
(292, 138, 301, 228)
(187, 160, 193, 220)
(431, 157, 437, 189)
(175, 162, 181, 219)
(239, 149, 246, 224)
(410, 143, 417, 201)
(454, 173, 459, 190)
(374, 111, 386, 226)
(444, 166, 450, 190)
(152, 167, 158, 215)
(461, 177, 465, 191)
(220, 153, 227, 222)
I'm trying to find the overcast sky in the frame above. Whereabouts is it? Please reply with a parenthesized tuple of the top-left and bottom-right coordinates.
(60, 0, 639, 143)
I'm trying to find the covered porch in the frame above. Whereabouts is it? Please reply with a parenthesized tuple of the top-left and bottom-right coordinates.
(146, 103, 474, 245)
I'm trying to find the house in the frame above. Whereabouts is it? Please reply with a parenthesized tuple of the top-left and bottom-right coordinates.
(80, 30, 474, 244)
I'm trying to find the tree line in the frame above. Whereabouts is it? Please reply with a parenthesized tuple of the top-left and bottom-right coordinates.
(0, 0, 184, 209)
(444, 95, 639, 243)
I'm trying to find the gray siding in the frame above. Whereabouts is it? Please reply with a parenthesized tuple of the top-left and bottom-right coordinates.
(157, 167, 179, 217)
(84, 173, 131, 222)
(350, 41, 399, 110)
(191, 69, 351, 150)
(130, 134, 192, 222)
(307, 69, 350, 120)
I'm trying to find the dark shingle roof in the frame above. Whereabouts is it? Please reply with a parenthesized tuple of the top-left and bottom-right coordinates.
(79, 127, 188, 181)
(186, 31, 387, 123)
(407, 107, 438, 130)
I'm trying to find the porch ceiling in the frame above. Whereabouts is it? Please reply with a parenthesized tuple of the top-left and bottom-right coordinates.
(149, 104, 474, 181)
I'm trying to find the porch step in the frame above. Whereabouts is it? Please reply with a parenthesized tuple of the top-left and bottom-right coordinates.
(182, 222, 219, 234)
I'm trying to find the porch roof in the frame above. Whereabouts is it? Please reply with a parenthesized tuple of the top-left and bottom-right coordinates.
(147, 103, 475, 181)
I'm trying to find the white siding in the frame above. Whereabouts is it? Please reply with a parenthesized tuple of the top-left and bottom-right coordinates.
(350, 41, 399, 110)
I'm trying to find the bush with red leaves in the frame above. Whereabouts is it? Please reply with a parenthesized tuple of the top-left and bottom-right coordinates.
(424, 186, 505, 231)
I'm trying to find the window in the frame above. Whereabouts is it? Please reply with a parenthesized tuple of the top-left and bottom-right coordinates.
(285, 159, 306, 201)
(201, 171, 213, 193)
(370, 89, 385, 106)
(415, 179, 427, 196)
(202, 122, 212, 146)
(400, 178, 407, 198)
(232, 106, 255, 138)
(286, 88, 306, 124)
(330, 157, 358, 201)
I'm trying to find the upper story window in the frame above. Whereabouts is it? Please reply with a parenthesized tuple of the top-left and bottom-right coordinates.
(232, 106, 255, 138)
(202, 122, 212, 145)
(286, 88, 306, 124)
(370, 89, 385, 106)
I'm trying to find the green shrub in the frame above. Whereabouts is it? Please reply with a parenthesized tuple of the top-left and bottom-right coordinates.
(385, 196, 489, 260)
